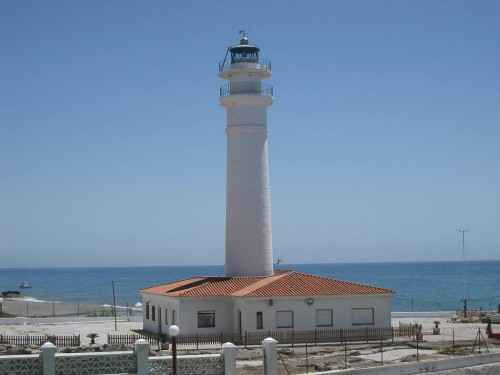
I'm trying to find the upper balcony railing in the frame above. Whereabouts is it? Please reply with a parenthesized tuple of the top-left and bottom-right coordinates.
(220, 82, 274, 98)
(219, 58, 272, 73)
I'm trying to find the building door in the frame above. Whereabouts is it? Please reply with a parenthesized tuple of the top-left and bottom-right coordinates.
(238, 310, 242, 336)
(158, 308, 162, 334)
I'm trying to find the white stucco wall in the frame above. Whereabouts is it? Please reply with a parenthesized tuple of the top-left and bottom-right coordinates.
(143, 293, 392, 335)
(142, 293, 180, 335)
(238, 295, 391, 331)
(225, 124, 274, 277)
(178, 298, 234, 334)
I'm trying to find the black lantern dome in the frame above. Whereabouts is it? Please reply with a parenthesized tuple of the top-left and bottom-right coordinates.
(229, 38, 260, 64)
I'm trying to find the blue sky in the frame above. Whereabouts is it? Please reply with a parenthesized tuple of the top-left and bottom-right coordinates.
(1, 1, 499, 268)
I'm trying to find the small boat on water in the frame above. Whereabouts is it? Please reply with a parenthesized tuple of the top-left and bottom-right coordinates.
(18, 268, 32, 289)
(18, 281, 31, 289)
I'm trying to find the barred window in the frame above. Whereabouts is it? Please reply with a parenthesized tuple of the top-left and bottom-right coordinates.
(198, 310, 215, 328)
(257, 312, 263, 329)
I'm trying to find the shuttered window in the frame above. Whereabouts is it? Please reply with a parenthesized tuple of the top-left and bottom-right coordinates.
(316, 309, 333, 327)
(352, 308, 374, 325)
(276, 311, 294, 328)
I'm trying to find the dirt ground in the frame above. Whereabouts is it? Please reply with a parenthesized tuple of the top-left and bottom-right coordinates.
(178, 338, 500, 374)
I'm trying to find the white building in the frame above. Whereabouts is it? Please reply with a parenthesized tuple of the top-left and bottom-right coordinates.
(141, 270, 394, 335)
(140, 36, 395, 336)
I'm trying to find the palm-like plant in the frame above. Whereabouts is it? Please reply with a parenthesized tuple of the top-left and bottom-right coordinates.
(86, 333, 99, 344)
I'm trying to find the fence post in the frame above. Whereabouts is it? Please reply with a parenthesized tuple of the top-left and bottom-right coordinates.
(134, 339, 150, 375)
(41, 342, 56, 375)
(222, 342, 237, 375)
(262, 337, 278, 375)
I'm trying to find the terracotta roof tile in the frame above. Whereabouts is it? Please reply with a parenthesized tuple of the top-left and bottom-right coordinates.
(141, 271, 395, 298)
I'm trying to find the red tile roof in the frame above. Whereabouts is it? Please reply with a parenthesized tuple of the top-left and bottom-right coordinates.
(140, 271, 395, 298)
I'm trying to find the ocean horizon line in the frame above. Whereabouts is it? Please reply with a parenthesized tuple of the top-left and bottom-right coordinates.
(1, 259, 499, 270)
(2, 262, 498, 312)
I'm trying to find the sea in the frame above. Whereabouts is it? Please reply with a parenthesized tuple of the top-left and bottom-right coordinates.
(1, 261, 499, 313)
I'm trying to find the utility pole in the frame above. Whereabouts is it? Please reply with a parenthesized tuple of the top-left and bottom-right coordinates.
(458, 228, 468, 318)
(112, 281, 117, 331)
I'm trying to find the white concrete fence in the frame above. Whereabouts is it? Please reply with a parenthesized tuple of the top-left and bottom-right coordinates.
(0, 339, 234, 375)
(1, 337, 499, 375)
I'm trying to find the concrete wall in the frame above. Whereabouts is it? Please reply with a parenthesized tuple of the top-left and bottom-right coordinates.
(0, 340, 236, 375)
(392, 311, 455, 318)
(310, 353, 500, 375)
(0, 316, 142, 326)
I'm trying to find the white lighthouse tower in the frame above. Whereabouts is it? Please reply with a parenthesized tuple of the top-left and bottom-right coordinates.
(219, 36, 274, 277)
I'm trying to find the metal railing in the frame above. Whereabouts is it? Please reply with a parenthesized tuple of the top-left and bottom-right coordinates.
(220, 82, 273, 98)
(219, 58, 272, 72)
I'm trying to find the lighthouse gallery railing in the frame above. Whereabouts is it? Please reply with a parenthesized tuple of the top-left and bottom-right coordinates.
(220, 82, 273, 98)
(219, 58, 272, 73)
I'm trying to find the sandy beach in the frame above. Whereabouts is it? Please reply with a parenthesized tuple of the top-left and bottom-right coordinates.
(0, 298, 134, 318)
(0, 299, 140, 344)
(0, 318, 142, 345)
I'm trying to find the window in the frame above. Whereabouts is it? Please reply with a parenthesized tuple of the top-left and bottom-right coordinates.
(316, 309, 333, 327)
(256, 312, 263, 329)
(276, 310, 293, 328)
(146, 304, 150, 320)
(352, 308, 374, 325)
(172, 310, 175, 324)
(165, 309, 168, 324)
(152, 305, 156, 322)
(198, 310, 215, 328)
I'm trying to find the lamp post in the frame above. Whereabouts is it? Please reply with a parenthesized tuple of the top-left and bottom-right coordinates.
(168, 325, 180, 375)
(0, 297, 3, 316)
